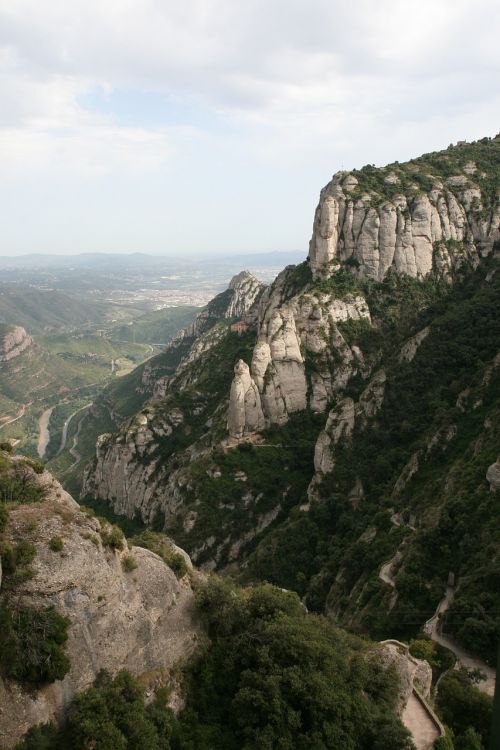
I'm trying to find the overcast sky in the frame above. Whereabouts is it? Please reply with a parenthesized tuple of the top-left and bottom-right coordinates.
(0, 0, 499, 257)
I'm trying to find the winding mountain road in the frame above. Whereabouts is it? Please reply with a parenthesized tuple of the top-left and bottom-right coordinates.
(57, 403, 92, 456)
(423, 586, 496, 696)
(402, 693, 440, 750)
(0, 403, 28, 431)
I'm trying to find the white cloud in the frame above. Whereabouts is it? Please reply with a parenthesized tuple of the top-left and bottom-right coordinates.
(0, 0, 498, 253)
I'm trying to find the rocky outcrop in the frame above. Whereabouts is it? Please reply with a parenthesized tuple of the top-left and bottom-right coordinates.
(309, 171, 499, 281)
(314, 398, 355, 474)
(226, 271, 265, 318)
(177, 270, 265, 344)
(0, 325, 33, 362)
(487, 458, 500, 491)
(312, 370, 386, 477)
(229, 263, 373, 434)
(399, 327, 430, 363)
(227, 360, 265, 438)
(0, 466, 201, 749)
(373, 641, 432, 714)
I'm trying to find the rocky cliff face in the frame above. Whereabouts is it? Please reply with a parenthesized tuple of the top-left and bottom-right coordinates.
(0, 462, 200, 748)
(0, 325, 33, 362)
(309, 164, 498, 282)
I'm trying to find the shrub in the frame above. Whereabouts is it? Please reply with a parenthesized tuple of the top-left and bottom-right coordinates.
(24, 459, 45, 475)
(130, 530, 188, 578)
(0, 441, 13, 453)
(165, 551, 188, 578)
(122, 555, 138, 572)
(0, 604, 70, 684)
(0, 503, 9, 532)
(437, 670, 492, 747)
(49, 536, 64, 552)
(100, 524, 124, 550)
(0, 539, 36, 581)
(177, 579, 413, 749)
(434, 737, 454, 750)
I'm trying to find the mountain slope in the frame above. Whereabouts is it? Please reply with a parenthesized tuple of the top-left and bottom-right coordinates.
(0, 452, 419, 750)
(81, 136, 500, 677)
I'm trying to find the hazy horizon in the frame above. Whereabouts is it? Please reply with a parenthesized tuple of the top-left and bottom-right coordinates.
(1, 0, 499, 257)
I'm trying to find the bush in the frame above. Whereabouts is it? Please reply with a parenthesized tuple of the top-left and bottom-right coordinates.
(434, 737, 454, 750)
(14, 723, 59, 750)
(14, 670, 177, 749)
(165, 551, 188, 578)
(130, 530, 188, 578)
(0, 441, 13, 453)
(49, 536, 64, 552)
(177, 579, 413, 749)
(0, 502, 9, 532)
(436, 670, 492, 747)
(122, 555, 138, 572)
(0, 604, 70, 684)
(0, 538, 36, 582)
(100, 524, 124, 550)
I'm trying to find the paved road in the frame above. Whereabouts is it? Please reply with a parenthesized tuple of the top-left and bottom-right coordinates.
(0, 403, 27, 431)
(424, 586, 496, 695)
(402, 693, 439, 750)
(57, 403, 92, 455)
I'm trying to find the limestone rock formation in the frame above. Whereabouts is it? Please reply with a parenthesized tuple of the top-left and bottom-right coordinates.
(372, 642, 432, 714)
(0, 325, 33, 362)
(309, 170, 499, 281)
(227, 359, 265, 438)
(399, 327, 430, 363)
(312, 370, 386, 478)
(0, 466, 200, 748)
(314, 398, 355, 474)
(226, 271, 265, 319)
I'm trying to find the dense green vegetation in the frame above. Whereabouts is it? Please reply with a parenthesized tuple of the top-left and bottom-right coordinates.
(13, 669, 176, 750)
(175, 580, 412, 750)
(0, 604, 70, 684)
(436, 670, 492, 749)
(242, 258, 500, 663)
(12, 581, 413, 750)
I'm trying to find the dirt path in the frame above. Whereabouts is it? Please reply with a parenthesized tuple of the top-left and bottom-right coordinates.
(424, 585, 496, 695)
(0, 403, 28, 430)
(37, 407, 54, 458)
(57, 403, 92, 455)
(402, 693, 440, 750)
(67, 407, 91, 466)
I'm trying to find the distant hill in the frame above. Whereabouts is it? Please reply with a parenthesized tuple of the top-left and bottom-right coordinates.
(107, 305, 198, 344)
(0, 284, 109, 333)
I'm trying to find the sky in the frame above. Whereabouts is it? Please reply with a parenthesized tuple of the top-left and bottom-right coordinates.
(0, 0, 499, 257)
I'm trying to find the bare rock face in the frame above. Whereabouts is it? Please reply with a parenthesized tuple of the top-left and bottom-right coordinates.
(372, 642, 432, 714)
(228, 262, 373, 436)
(487, 458, 500, 491)
(226, 271, 265, 319)
(312, 370, 386, 478)
(0, 325, 33, 362)
(309, 171, 499, 281)
(399, 327, 430, 363)
(0, 469, 200, 749)
(227, 359, 265, 438)
(314, 398, 355, 474)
